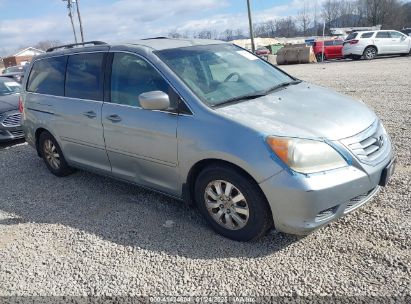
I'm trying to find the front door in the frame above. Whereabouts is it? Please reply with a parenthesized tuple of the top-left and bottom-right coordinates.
(389, 31, 410, 53)
(102, 52, 180, 195)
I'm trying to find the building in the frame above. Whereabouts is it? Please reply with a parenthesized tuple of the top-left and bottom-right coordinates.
(2, 47, 45, 68)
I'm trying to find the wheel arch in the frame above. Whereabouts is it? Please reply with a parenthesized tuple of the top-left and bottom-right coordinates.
(365, 45, 378, 53)
(182, 158, 272, 215)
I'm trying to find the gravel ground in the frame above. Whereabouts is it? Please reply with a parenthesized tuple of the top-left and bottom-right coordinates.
(0, 56, 410, 300)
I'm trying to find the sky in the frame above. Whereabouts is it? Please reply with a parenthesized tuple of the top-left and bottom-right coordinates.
(0, 0, 315, 56)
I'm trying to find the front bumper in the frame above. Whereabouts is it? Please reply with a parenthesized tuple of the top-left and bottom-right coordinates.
(260, 151, 393, 235)
(0, 110, 24, 142)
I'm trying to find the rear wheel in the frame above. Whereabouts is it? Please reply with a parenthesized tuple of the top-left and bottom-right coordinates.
(316, 53, 325, 62)
(363, 46, 377, 60)
(39, 131, 74, 177)
(195, 164, 273, 241)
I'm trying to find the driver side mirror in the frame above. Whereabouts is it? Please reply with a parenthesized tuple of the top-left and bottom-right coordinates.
(139, 91, 170, 111)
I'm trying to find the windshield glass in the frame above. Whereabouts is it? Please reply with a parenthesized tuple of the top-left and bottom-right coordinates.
(156, 44, 293, 106)
(0, 78, 21, 95)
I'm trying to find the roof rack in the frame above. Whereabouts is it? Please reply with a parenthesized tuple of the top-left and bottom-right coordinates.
(141, 37, 168, 40)
(46, 41, 108, 52)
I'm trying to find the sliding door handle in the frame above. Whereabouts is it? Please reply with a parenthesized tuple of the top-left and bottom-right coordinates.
(106, 114, 122, 122)
(83, 111, 97, 118)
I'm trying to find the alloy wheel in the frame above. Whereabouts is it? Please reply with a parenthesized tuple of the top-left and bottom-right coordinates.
(43, 139, 60, 170)
(365, 48, 376, 59)
(204, 180, 250, 230)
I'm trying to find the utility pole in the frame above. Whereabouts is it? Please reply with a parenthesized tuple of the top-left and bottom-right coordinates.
(63, 0, 78, 43)
(75, 0, 85, 42)
(247, 0, 255, 53)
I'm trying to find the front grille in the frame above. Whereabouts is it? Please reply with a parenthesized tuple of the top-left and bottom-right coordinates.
(344, 188, 378, 213)
(10, 130, 24, 137)
(341, 121, 389, 165)
(2, 113, 22, 127)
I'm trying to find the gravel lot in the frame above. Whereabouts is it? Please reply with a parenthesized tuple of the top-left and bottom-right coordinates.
(0, 56, 410, 299)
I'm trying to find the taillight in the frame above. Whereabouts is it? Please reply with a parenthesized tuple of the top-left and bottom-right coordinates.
(349, 40, 359, 44)
(18, 96, 23, 113)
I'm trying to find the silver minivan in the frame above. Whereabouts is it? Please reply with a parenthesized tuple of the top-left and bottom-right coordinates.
(21, 39, 395, 241)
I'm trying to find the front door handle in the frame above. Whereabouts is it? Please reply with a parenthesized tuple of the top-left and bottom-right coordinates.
(83, 111, 97, 118)
(106, 114, 122, 123)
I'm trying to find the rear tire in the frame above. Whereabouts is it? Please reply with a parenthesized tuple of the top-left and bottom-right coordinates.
(316, 53, 325, 62)
(39, 131, 74, 177)
(363, 46, 377, 60)
(194, 164, 273, 241)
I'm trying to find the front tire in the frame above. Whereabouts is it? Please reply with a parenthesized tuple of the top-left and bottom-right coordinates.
(39, 131, 74, 177)
(363, 46, 377, 60)
(194, 164, 273, 241)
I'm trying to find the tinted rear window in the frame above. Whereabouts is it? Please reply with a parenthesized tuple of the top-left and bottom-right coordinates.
(65, 53, 104, 101)
(376, 32, 390, 38)
(27, 56, 67, 96)
(361, 32, 374, 38)
(346, 32, 358, 40)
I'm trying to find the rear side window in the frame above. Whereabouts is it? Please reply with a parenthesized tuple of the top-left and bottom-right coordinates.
(65, 53, 104, 101)
(376, 32, 390, 38)
(324, 41, 334, 46)
(333, 40, 344, 45)
(361, 32, 374, 38)
(27, 56, 67, 96)
(346, 32, 358, 40)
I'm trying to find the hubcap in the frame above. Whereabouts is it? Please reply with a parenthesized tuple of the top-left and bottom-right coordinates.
(43, 139, 60, 170)
(366, 48, 376, 59)
(204, 180, 250, 230)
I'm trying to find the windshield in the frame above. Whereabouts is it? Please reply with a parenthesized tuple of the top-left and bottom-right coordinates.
(156, 44, 294, 107)
(0, 78, 21, 95)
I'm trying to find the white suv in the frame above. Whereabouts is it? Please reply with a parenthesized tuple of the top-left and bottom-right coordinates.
(342, 30, 411, 60)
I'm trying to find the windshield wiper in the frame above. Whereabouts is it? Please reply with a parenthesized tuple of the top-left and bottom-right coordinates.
(262, 79, 302, 95)
(213, 92, 267, 107)
(212, 79, 302, 108)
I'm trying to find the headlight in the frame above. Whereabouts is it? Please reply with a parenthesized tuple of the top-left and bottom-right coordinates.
(266, 136, 347, 174)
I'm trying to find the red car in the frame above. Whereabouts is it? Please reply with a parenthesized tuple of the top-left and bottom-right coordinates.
(313, 39, 344, 62)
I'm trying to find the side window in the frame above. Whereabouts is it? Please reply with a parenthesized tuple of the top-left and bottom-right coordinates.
(324, 41, 334, 46)
(361, 32, 374, 38)
(27, 56, 67, 96)
(376, 32, 390, 38)
(390, 31, 404, 39)
(110, 53, 173, 109)
(333, 40, 344, 45)
(65, 53, 104, 101)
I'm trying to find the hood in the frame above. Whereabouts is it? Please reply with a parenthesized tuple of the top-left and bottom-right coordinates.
(215, 82, 376, 140)
(0, 94, 19, 113)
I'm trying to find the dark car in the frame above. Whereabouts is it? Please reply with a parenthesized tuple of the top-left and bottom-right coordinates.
(0, 77, 23, 141)
(401, 28, 411, 37)
(2, 65, 27, 83)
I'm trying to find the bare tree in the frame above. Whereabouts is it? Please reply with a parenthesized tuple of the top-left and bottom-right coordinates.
(297, 2, 312, 35)
(33, 40, 62, 51)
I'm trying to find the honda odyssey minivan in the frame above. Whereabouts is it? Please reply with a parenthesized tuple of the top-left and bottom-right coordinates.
(21, 39, 395, 241)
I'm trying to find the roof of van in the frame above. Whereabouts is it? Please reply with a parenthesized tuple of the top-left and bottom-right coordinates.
(44, 38, 226, 54)
(128, 38, 226, 50)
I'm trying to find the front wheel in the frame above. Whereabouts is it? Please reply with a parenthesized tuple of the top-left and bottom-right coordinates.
(363, 46, 377, 60)
(195, 165, 273, 241)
